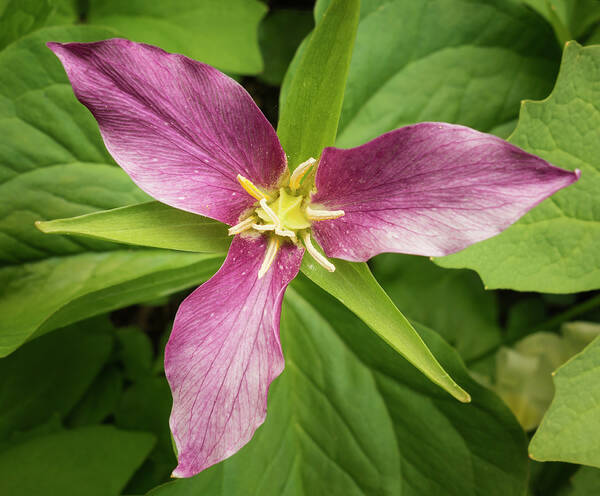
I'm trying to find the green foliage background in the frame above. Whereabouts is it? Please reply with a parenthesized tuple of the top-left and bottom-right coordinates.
(0, 0, 599, 495)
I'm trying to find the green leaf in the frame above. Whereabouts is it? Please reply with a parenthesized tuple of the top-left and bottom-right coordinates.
(116, 327, 154, 382)
(147, 278, 527, 496)
(529, 334, 600, 466)
(287, 0, 559, 148)
(258, 10, 314, 87)
(85, 0, 267, 75)
(436, 42, 600, 293)
(0, 249, 222, 357)
(0, 318, 112, 439)
(277, 0, 359, 169)
(0, 425, 155, 496)
(0, 0, 52, 49)
(301, 257, 470, 402)
(563, 467, 600, 495)
(66, 365, 124, 427)
(36, 202, 231, 253)
(116, 378, 176, 493)
(520, 0, 600, 44)
(493, 323, 600, 431)
(371, 254, 501, 362)
(0, 26, 224, 356)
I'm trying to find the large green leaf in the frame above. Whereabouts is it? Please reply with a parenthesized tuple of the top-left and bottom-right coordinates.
(277, 0, 359, 169)
(0, 318, 112, 439)
(0, 0, 52, 49)
(0, 425, 155, 496)
(147, 277, 527, 496)
(36, 202, 231, 253)
(284, 0, 559, 147)
(529, 334, 600, 466)
(84, 0, 266, 75)
(0, 26, 224, 356)
(371, 254, 501, 362)
(436, 42, 600, 293)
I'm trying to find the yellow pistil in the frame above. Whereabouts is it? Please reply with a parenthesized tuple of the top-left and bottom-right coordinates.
(237, 174, 271, 201)
(232, 166, 342, 278)
(289, 157, 316, 192)
(258, 236, 280, 279)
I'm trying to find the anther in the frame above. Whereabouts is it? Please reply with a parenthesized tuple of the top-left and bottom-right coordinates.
(306, 205, 345, 221)
(275, 228, 297, 240)
(289, 158, 316, 192)
(252, 223, 276, 232)
(258, 236, 280, 279)
(237, 174, 271, 201)
(228, 215, 256, 235)
(302, 232, 335, 272)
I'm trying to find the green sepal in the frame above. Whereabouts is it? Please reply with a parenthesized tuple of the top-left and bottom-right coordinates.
(36, 201, 231, 254)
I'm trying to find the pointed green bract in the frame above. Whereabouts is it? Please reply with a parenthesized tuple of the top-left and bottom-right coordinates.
(436, 42, 600, 293)
(301, 258, 470, 403)
(529, 335, 600, 466)
(36, 202, 231, 254)
(277, 0, 359, 169)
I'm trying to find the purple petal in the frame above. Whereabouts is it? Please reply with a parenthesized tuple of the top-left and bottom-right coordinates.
(165, 235, 303, 477)
(311, 123, 580, 261)
(48, 39, 286, 225)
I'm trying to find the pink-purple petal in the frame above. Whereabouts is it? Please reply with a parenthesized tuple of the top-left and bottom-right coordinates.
(165, 235, 303, 477)
(48, 39, 286, 225)
(311, 123, 580, 261)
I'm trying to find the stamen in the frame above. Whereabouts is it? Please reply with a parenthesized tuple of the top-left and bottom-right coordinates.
(306, 205, 345, 221)
(289, 157, 316, 192)
(237, 174, 271, 201)
(275, 228, 297, 240)
(228, 215, 256, 235)
(252, 223, 276, 231)
(258, 237, 280, 279)
(302, 231, 335, 272)
(259, 198, 281, 226)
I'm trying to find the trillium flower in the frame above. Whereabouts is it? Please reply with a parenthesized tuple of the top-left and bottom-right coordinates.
(48, 38, 579, 478)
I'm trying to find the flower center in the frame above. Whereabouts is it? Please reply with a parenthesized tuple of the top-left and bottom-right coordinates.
(228, 157, 344, 278)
